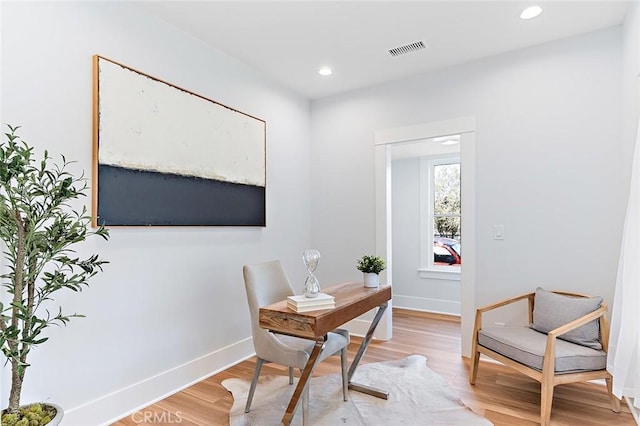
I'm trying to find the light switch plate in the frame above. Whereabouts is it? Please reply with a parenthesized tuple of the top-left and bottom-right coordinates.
(493, 225, 504, 240)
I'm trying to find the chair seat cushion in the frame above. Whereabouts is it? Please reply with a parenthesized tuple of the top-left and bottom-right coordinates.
(478, 326, 606, 374)
(275, 328, 350, 366)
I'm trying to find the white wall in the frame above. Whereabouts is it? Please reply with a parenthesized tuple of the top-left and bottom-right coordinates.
(311, 27, 625, 345)
(1, 2, 312, 424)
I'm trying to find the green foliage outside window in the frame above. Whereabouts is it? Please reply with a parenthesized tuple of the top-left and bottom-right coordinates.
(434, 163, 460, 239)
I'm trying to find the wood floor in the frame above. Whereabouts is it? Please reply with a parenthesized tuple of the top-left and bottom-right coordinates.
(113, 309, 635, 425)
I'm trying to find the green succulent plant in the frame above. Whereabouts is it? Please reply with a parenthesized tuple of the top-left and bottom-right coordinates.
(356, 255, 386, 275)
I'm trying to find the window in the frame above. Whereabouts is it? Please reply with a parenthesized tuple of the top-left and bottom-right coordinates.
(420, 156, 461, 278)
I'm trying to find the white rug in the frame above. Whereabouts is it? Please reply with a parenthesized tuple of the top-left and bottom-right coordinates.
(222, 355, 492, 425)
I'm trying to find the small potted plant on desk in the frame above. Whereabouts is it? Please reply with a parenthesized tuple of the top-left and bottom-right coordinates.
(0, 125, 110, 426)
(356, 255, 386, 288)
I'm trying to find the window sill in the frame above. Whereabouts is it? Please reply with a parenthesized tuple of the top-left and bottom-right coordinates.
(417, 268, 461, 281)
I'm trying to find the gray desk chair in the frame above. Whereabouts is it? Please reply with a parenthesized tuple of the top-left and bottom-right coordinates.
(242, 260, 350, 424)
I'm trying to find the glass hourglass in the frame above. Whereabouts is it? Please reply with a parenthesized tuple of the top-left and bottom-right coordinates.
(302, 249, 321, 298)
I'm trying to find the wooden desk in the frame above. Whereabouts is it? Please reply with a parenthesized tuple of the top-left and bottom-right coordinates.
(259, 281, 392, 425)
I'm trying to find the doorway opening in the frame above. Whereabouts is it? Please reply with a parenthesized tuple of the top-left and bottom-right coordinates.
(375, 117, 476, 356)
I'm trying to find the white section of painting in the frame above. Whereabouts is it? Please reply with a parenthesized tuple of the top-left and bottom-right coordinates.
(97, 58, 265, 187)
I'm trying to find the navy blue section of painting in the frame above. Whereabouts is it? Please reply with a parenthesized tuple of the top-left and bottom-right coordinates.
(98, 165, 265, 226)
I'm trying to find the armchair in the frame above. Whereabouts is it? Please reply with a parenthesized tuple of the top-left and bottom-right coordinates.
(469, 288, 620, 426)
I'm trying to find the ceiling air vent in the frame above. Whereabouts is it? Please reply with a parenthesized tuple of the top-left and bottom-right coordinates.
(388, 41, 427, 57)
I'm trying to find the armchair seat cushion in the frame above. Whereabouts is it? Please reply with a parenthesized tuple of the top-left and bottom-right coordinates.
(478, 326, 606, 374)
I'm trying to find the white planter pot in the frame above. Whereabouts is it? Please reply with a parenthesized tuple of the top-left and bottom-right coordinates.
(363, 272, 379, 288)
(47, 403, 64, 426)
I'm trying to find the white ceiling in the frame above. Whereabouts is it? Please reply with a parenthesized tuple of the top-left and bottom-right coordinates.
(137, 1, 630, 100)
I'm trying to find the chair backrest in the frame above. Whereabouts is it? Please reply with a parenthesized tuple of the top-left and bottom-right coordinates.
(243, 260, 296, 358)
(531, 288, 605, 350)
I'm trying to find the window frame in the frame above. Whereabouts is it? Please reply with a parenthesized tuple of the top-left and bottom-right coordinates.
(418, 155, 461, 281)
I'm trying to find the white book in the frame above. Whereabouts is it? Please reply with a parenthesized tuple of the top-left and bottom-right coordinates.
(287, 302, 335, 313)
(287, 293, 335, 307)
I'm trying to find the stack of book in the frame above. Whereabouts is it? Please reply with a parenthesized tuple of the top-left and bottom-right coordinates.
(287, 293, 335, 313)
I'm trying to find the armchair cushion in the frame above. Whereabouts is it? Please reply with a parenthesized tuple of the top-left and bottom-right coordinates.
(531, 287, 603, 350)
(478, 326, 607, 373)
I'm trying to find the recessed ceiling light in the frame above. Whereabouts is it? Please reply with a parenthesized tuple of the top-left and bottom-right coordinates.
(520, 5, 543, 20)
(318, 66, 333, 76)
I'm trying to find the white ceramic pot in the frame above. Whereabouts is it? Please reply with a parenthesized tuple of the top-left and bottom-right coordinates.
(47, 403, 64, 425)
(363, 272, 379, 288)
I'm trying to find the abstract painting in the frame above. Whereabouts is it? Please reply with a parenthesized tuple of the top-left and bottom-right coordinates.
(92, 55, 266, 226)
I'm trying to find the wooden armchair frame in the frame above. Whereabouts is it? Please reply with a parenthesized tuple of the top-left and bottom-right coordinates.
(469, 291, 620, 426)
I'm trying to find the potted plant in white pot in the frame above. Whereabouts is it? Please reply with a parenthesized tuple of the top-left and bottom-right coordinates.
(356, 255, 386, 288)
(0, 125, 110, 426)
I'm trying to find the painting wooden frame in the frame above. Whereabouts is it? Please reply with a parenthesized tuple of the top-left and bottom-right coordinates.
(92, 55, 266, 227)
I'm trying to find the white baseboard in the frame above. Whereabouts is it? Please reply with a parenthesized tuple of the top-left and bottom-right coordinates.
(63, 337, 254, 426)
(393, 294, 460, 315)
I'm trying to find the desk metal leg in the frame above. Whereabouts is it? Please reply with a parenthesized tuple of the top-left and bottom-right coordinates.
(281, 336, 326, 426)
(347, 302, 389, 400)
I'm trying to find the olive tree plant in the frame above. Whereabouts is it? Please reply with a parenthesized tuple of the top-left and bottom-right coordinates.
(0, 125, 109, 418)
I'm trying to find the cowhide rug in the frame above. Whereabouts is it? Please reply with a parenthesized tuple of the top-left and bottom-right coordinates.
(222, 354, 492, 425)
